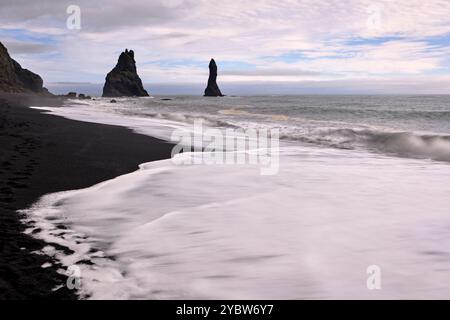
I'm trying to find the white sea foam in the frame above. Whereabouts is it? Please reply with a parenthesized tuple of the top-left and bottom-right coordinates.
(32, 100, 187, 143)
(23, 146, 450, 299)
(24, 97, 450, 299)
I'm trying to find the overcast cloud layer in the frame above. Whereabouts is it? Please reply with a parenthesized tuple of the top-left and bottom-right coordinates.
(1, 0, 450, 94)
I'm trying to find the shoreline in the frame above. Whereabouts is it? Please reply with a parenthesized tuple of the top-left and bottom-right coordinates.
(0, 93, 175, 299)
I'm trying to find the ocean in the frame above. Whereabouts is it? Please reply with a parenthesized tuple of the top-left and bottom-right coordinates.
(24, 95, 450, 299)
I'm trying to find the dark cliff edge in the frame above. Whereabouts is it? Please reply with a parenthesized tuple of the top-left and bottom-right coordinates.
(0, 42, 50, 95)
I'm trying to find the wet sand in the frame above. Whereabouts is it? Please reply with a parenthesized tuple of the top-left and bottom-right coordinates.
(0, 93, 174, 299)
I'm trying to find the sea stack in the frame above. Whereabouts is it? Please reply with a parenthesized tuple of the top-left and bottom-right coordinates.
(204, 59, 224, 97)
(102, 49, 149, 97)
(0, 42, 50, 94)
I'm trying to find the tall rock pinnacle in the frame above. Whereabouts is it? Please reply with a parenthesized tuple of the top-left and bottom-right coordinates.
(204, 59, 224, 97)
(102, 49, 149, 97)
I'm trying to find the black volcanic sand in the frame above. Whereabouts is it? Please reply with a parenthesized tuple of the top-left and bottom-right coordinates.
(0, 93, 175, 299)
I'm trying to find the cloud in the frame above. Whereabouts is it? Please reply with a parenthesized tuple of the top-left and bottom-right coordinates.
(1, 0, 450, 92)
(0, 0, 197, 32)
(221, 68, 322, 77)
(3, 39, 55, 54)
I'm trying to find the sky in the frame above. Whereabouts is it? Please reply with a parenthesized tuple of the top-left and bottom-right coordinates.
(1, 0, 450, 94)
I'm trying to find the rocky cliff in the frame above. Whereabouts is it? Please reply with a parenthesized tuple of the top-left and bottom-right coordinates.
(102, 49, 149, 97)
(0, 42, 49, 94)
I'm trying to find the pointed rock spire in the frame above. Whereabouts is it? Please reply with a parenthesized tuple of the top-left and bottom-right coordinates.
(204, 58, 224, 97)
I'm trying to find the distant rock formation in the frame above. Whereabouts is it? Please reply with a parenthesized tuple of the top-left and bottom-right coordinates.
(204, 59, 224, 97)
(102, 49, 149, 97)
(78, 93, 91, 100)
(59, 92, 90, 100)
(0, 42, 50, 94)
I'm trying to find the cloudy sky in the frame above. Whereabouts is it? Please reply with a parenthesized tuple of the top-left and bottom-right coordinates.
(1, 0, 450, 94)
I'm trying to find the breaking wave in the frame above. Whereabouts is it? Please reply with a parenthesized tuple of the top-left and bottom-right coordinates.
(144, 110, 450, 163)
(55, 98, 450, 163)
(280, 128, 450, 162)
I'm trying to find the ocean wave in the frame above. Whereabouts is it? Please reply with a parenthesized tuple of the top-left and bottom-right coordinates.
(66, 98, 450, 163)
(149, 110, 450, 162)
(140, 110, 450, 162)
(281, 128, 450, 162)
(145, 112, 240, 129)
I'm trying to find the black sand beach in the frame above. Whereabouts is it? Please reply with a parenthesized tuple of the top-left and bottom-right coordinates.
(0, 93, 174, 299)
